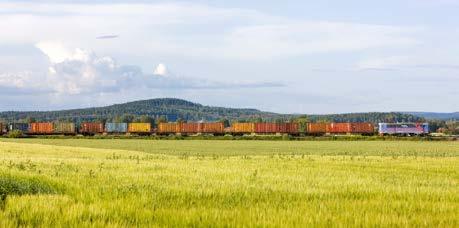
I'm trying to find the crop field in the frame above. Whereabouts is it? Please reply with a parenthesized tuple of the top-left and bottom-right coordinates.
(0, 139, 458, 227)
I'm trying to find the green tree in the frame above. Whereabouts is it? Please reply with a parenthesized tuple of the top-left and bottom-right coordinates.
(120, 114, 134, 123)
(220, 118, 230, 128)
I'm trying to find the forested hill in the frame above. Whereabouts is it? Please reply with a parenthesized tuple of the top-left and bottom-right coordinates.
(0, 98, 280, 123)
(405, 112, 459, 120)
(0, 98, 425, 123)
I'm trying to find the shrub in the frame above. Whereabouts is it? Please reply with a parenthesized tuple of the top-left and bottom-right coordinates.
(0, 174, 60, 209)
(7, 130, 24, 138)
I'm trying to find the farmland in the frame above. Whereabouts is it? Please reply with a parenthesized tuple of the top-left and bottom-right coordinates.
(0, 139, 458, 227)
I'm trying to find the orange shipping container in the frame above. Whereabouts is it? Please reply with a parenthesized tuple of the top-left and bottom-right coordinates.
(80, 123, 104, 134)
(181, 123, 200, 134)
(231, 123, 255, 133)
(200, 122, 224, 133)
(350, 123, 374, 134)
(328, 123, 351, 134)
(30, 122, 54, 134)
(158, 123, 181, 134)
(128, 123, 151, 133)
(279, 123, 299, 134)
(255, 123, 279, 133)
(308, 123, 328, 134)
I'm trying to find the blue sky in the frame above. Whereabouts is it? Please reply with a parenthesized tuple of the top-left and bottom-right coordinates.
(0, 0, 458, 113)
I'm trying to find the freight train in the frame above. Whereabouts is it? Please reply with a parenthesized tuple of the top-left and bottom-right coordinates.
(0, 121, 429, 136)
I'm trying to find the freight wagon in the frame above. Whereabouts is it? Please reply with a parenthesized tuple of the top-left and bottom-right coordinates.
(254, 123, 279, 134)
(350, 123, 374, 135)
(328, 123, 350, 134)
(128, 123, 152, 134)
(308, 123, 328, 135)
(200, 122, 225, 135)
(254, 123, 299, 134)
(279, 123, 299, 134)
(328, 123, 375, 135)
(231, 123, 255, 134)
(105, 123, 128, 134)
(378, 123, 428, 136)
(29, 122, 54, 134)
(8, 123, 29, 133)
(54, 123, 76, 135)
(181, 123, 200, 134)
(157, 123, 181, 134)
(80, 123, 104, 135)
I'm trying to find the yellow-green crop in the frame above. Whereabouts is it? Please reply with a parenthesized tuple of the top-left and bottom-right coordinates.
(0, 139, 458, 227)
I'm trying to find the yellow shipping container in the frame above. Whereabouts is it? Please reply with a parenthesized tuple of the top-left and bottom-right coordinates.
(231, 123, 255, 133)
(128, 123, 151, 133)
(158, 123, 181, 134)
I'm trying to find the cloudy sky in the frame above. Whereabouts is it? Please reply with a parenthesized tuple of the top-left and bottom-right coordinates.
(0, 0, 458, 113)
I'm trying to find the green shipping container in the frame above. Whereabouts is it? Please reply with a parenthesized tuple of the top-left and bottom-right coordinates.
(54, 123, 76, 134)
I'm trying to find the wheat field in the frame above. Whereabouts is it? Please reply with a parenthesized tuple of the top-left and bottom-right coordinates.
(0, 139, 458, 227)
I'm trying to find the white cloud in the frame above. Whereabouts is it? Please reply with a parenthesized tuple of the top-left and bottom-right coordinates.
(153, 63, 168, 76)
(1, 42, 283, 96)
(0, 2, 421, 61)
(220, 22, 419, 60)
(0, 71, 33, 88)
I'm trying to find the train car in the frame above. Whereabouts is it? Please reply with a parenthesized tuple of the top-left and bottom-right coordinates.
(328, 123, 350, 134)
(54, 122, 76, 135)
(231, 123, 255, 134)
(328, 123, 375, 135)
(8, 123, 29, 133)
(157, 123, 181, 134)
(254, 123, 299, 134)
(279, 123, 299, 134)
(379, 123, 429, 136)
(128, 123, 152, 134)
(200, 122, 224, 134)
(29, 122, 54, 134)
(255, 123, 279, 134)
(80, 123, 104, 135)
(105, 123, 128, 134)
(180, 123, 200, 134)
(0, 123, 4, 135)
(350, 123, 374, 135)
(308, 123, 328, 135)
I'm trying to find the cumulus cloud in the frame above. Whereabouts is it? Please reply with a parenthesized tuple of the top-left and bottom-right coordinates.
(1, 42, 284, 96)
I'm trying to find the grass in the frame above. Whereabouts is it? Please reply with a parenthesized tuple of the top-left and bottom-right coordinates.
(1, 138, 458, 157)
(0, 139, 458, 227)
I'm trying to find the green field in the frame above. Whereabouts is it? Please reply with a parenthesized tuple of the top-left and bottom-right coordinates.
(0, 139, 458, 227)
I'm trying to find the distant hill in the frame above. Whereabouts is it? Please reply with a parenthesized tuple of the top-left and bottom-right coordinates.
(406, 112, 459, 120)
(0, 98, 425, 124)
(0, 98, 281, 123)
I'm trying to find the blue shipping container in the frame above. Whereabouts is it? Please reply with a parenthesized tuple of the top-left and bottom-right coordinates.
(105, 123, 128, 133)
(9, 123, 29, 132)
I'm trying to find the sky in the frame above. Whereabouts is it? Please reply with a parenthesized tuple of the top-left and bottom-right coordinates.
(0, 0, 458, 114)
